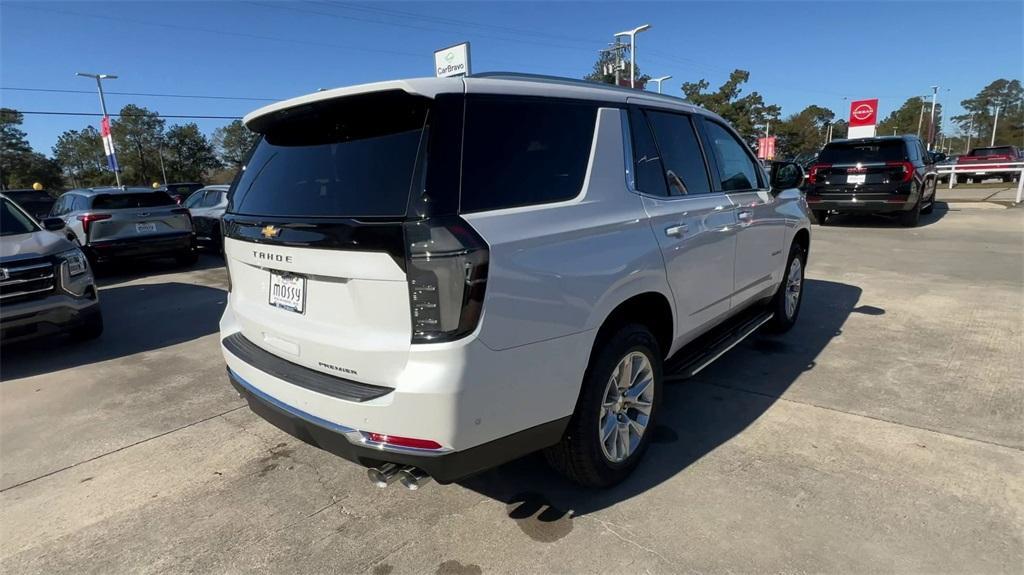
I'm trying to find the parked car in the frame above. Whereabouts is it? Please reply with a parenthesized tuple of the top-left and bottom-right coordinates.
(2, 188, 56, 221)
(49, 187, 197, 266)
(805, 135, 937, 227)
(955, 146, 1021, 183)
(159, 182, 206, 204)
(936, 154, 959, 183)
(220, 74, 811, 489)
(183, 185, 229, 252)
(1, 194, 102, 342)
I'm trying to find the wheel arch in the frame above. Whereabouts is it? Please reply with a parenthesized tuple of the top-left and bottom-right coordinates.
(590, 291, 674, 361)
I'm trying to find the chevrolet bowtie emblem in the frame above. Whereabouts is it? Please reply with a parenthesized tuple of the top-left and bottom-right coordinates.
(261, 225, 281, 239)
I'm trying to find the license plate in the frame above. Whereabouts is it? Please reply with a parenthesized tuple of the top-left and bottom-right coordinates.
(975, 171, 987, 175)
(269, 272, 305, 314)
(846, 174, 866, 184)
(135, 222, 157, 233)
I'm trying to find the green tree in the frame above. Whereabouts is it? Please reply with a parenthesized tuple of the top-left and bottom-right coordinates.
(53, 127, 110, 188)
(774, 105, 835, 157)
(1, 108, 63, 190)
(163, 123, 220, 181)
(212, 120, 259, 168)
(681, 70, 780, 143)
(111, 104, 165, 185)
(953, 79, 1023, 148)
(583, 42, 650, 90)
(876, 97, 942, 141)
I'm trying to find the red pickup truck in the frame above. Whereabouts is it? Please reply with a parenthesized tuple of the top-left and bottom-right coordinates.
(955, 146, 1021, 183)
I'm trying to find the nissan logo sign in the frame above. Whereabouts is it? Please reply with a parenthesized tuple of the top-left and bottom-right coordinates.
(852, 103, 874, 121)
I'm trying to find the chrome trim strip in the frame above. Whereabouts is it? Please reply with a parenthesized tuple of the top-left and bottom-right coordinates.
(0, 273, 55, 286)
(3, 262, 52, 273)
(0, 286, 54, 300)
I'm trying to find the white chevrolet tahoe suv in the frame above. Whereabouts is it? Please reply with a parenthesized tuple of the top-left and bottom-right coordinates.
(220, 74, 811, 489)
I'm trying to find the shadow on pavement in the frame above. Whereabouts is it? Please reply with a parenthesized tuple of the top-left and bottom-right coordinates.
(1, 281, 226, 381)
(460, 279, 864, 523)
(95, 253, 225, 287)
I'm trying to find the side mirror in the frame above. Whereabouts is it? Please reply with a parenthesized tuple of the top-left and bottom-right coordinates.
(42, 217, 66, 231)
(770, 161, 805, 191)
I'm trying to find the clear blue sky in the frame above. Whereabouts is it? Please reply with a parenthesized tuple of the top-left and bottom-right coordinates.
(2, 1, 1021, 155)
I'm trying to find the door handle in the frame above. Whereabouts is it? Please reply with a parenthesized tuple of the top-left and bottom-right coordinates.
(737, 210, 753, 222)
(665, 224, 688, 237)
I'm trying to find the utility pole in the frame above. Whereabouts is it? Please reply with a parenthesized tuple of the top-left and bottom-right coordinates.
(77, 72, 121, 187)
(599, 40, 627, 87)
(614, 24, 651, 89)
(927, 86, 939, 151)
(157, 139, 169, 186)
(917, 103, 926, 137)
(990, 104, 1000, 146)
(650, 75, 671, 94)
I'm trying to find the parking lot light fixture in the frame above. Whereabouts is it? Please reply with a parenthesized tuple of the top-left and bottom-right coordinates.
(614, 24, 651, 89)
(650, 75, 672, 94)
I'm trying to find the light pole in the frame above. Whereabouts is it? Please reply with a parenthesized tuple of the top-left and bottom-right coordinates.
(77, 72, 121, 187)
(990, 104, 1000, 146)
(917, 102, 927, 137)
(965, 113, 975, 153)
(650, 75, 671, 94)
(157, 139, 169, 186)
(927, 86, 939, 150)
(614, 24, 651, 89)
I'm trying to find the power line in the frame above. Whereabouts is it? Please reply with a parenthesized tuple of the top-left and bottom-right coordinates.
(16, 111, 243, 120)
(1, 87, 278, 102)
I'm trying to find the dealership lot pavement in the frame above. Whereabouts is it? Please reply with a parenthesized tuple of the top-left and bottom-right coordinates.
(2, 206, 1022, 574)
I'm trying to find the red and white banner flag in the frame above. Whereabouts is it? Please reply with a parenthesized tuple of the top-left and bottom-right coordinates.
(100, 115, 119, 172)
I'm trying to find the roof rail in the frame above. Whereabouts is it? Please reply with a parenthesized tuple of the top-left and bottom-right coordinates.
(468, 71, 690, 103)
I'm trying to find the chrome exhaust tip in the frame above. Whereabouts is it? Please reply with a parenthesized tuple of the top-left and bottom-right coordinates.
(398, 467, 432, 490)
(367, 463, 401, 488)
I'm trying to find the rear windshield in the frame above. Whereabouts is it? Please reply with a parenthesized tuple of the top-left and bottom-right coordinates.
(1, 198, 39, 236)
(91, 192, 176, 210)
(818, 140, 907, 164)
(968, 147, 1015, 157)
(4, 190, 50, 203)
(232, 91, 429, 218)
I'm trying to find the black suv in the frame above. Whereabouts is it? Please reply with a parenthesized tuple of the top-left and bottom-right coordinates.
(805, 136, 937, 227)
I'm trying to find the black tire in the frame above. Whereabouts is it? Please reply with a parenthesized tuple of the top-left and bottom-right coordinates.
(812, 210, 828, 225)
(544, 324, 663, 488)
(972, 177, 984, 184)
(764, 241, 806, 334)
(175, 247, 199, 266)
(899, 197, 921, 227)
(1002, 175, 1013, 184)
(70, 309, 104, 341)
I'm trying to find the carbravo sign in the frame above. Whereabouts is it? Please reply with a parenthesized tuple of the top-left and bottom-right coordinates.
(434, 42, 471, 78)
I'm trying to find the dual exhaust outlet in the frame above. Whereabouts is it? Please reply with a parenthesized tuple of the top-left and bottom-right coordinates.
(367, 463, 432, 490)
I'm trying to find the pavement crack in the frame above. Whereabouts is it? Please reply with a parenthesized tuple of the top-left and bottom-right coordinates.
(0, 404, 246, 493)
(586, 516, 670, 564)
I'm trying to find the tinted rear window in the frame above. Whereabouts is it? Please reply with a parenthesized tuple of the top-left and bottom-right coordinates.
(232, 91, 429, 218)
(460, 97, 597, 213)
(818, 141, 907, 164)
(4, 191, 50, 203)
(91, 192, 176, 209)
(968, 147, 1015, 157)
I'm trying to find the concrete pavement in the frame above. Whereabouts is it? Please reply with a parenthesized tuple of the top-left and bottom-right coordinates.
(1, 207, 1021, 573)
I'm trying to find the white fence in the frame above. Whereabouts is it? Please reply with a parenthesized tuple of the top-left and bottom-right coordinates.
(936, 161, 1024, 204)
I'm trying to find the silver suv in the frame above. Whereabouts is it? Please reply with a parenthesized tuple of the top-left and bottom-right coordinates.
(1, 195, 102, 342)
(50, 187, 197, 266)
(183, 185, 229, 252)
(220, 74, 811, 489)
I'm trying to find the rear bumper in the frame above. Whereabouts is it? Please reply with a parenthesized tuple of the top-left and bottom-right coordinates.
(228, 367, 568, 483)
(87, 231, 193, 261)
(807, 184, 919, 213)
(0, 292, 100, 342)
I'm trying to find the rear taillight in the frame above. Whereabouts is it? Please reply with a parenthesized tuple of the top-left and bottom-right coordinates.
(807, 163, 831, 184)
(404, 216, 488, 344)
(77, 213, 111, 236)
(886, 161, 914, 183)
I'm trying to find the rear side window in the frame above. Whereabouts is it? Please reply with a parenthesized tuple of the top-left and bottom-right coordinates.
(644, 110, 712, 195)
(460, 97, 597, 213)
(233, 91, 430, 218)
(818, 140, 908, 164)
(91, 192, 176, 210)
(199, 191, 223, 208)
(629, 109, 669, 196)
(703, 121, 762, 191)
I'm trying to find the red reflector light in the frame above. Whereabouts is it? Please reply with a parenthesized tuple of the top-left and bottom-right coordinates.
(366, 432, 442, 450)
(807, 163, 831, 184)
(77, 213, 112, 236)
